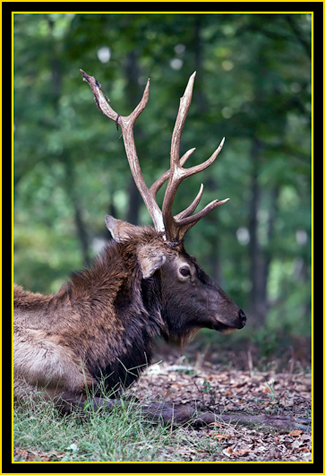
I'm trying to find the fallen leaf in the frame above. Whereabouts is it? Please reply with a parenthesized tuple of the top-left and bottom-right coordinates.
(15, 449, 28, 460)
(223, 447, 234, 457)
(289, 429, 303, 437)
(215, 433, 232, 441)
(292, 439, 302, 449)
(299, 446, 311, 453)
(236, 449, 251, 456)
(208, 422, 222, 428)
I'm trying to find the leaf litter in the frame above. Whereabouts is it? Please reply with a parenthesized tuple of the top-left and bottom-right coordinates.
(129, 344, 312, 462)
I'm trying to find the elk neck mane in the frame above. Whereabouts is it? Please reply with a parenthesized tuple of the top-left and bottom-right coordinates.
(54, 225, 159, 302)
(54, 226, 167, 388)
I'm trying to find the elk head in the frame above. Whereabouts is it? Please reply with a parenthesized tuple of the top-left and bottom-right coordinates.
(81, 70, 246, 341)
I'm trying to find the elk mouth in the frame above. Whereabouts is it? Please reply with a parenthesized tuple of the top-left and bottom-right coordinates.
(213, 321, 237, 334)
(213, 310, 247, 333)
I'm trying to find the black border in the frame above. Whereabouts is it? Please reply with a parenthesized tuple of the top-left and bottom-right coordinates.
(5, 2, 323, 473)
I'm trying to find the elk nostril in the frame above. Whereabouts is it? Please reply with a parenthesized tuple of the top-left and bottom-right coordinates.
(239, 309, 246, 326)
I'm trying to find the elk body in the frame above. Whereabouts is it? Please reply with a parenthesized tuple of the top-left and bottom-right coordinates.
(14, 71, 246, 415)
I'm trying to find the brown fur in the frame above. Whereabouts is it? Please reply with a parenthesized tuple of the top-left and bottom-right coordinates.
(14, 220, 246, 410)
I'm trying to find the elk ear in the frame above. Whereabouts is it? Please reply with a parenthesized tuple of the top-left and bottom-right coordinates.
(105, 215, 138, 243)
(138, 246, 166, 279)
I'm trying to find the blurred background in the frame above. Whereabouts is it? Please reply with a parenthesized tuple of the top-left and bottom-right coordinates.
(14, 13, 311, 357)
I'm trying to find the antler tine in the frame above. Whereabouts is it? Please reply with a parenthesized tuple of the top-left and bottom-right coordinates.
(149, 148, 196, 197)
(170, 72, 197, 168)
(174, 137, 227, 233)
(162, 71, 228, 242)
(162, 73, 197, 241)
(176, 198, 230, 240)
(168, 137, 228, 242)
(81, 69, 165, 234)
(175, 184, 204, 221)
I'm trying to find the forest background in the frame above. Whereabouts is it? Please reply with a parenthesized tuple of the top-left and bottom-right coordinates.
(14, 13, 311, 352)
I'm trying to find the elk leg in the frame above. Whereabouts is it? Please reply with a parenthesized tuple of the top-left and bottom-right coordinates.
(55, 395, 311, 432)
(57, 394, 121, 415)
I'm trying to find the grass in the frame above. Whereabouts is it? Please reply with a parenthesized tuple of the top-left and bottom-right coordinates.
(14, 395, 223, 462)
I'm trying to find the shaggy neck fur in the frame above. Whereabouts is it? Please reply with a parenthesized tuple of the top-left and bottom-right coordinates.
(51, 234, 167, 392)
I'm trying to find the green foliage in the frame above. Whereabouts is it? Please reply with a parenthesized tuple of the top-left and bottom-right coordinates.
(14, 14, 311, 334)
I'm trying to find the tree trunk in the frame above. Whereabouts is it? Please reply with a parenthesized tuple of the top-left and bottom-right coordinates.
(124, 51, 144, 225)
(63, 158, 91, 267)
(47, 16, 91, 267)
(248, 138, 267, 327)
(193, 16, 221, 284)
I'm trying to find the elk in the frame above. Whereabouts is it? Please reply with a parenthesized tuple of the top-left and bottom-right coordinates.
(14, 71, 246, 422)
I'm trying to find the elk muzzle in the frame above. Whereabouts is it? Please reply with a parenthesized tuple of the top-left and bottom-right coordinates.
(193, 269, 247, 334)
(213, 308, 246, 334)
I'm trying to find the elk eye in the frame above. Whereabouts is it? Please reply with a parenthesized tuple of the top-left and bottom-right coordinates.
(179, 267, 191, 277)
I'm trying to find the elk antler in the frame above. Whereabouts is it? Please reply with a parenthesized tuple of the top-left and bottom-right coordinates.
(80, 69, 165, 234)
(81, 69, 229, 243)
